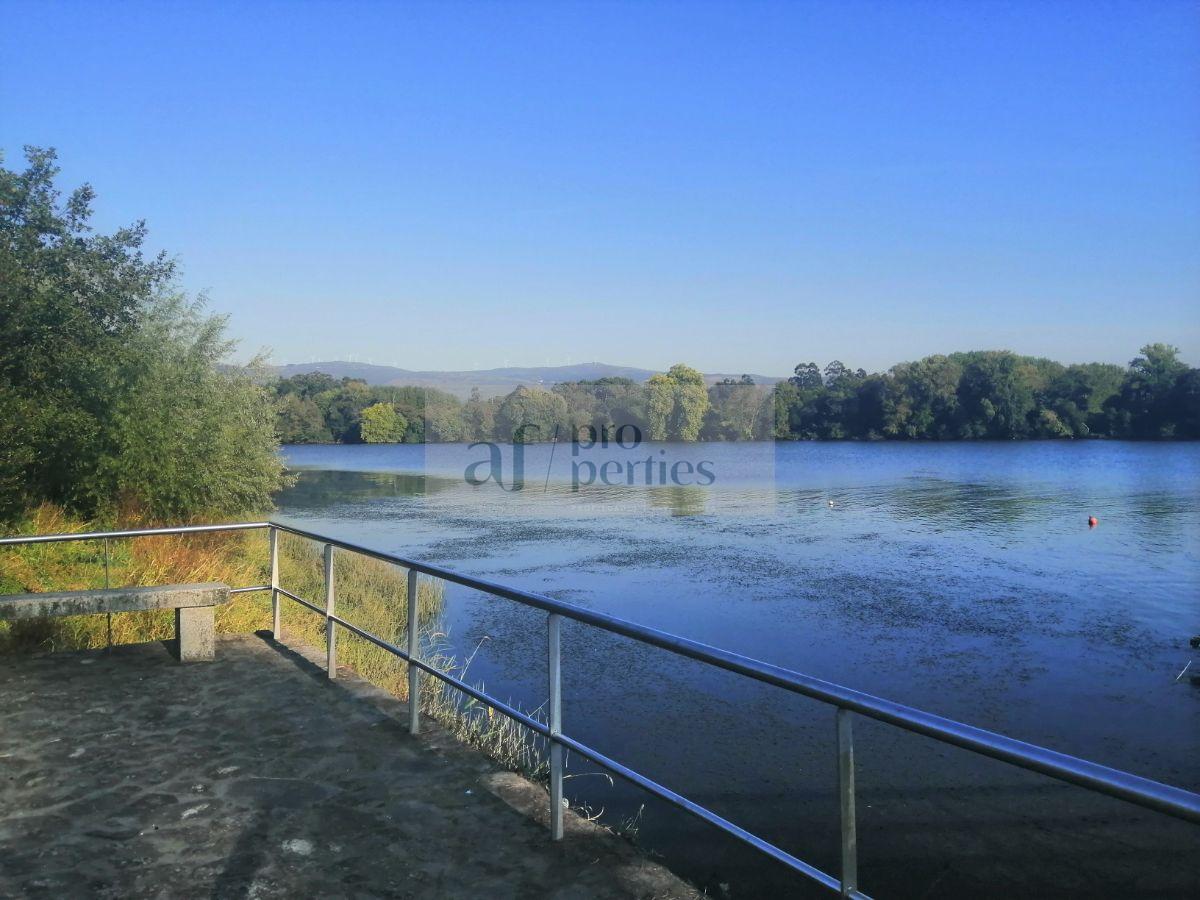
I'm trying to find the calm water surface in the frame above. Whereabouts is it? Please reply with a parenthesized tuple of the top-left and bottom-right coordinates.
(275, 442, 1199, 898)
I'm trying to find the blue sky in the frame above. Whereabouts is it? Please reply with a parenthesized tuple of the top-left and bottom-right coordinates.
(2, 0, 1197, 374)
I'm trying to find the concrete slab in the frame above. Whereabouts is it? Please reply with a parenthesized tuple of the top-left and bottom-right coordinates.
(0, 634, 698, 899)
(0, 583, 230, 620)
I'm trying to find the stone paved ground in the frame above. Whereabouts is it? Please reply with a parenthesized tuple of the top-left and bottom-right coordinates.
(0, 634, 698, 899)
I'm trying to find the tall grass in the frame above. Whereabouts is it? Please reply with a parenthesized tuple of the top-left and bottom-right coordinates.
(0, 507, 548, 778)
(0, 505, 271, 651)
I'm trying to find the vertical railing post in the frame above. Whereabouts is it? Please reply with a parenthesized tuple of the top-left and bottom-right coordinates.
(103, 538, 112, 649)
(837, 707, 858, 897)
(269, 526, 280, 639)
(548, 612, 564, 840)
(324, 543, 336, 679)
(407, 568, 420, 735)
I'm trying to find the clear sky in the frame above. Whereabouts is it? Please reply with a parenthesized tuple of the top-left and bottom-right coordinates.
(2, 0, 1197, 375)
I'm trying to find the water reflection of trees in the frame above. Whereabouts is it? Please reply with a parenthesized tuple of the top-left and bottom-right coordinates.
(820, 477, 1190, 546)
(884, 479, 1052, 529)
(647, 486, 707, 517)
(1122, 492, 1190, 546)
(277, 470, 458, 506)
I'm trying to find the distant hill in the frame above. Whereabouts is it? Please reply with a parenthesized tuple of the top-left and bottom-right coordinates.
(271, 361, 784, 398)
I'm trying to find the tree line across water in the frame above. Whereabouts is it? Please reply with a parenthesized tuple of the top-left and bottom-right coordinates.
(3, 148, 1197, 528)
(273, 364, 751, 444)
(275, 344, 1200, 445)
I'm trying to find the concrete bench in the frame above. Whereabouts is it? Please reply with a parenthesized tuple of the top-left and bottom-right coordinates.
(0, 583, 230, 662)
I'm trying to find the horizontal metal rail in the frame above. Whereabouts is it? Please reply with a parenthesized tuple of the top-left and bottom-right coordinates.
(4, 519, 1198, 899)
(0, 522, 270, 546)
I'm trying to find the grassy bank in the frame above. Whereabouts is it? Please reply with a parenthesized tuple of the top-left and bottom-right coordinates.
(0, 506, 546, 778)
(0, 506, 272, 650)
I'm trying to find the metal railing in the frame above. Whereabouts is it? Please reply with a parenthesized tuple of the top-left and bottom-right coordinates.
(3, 520, 1198, 899)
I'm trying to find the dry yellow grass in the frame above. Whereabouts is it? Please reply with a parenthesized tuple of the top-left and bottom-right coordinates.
(0, 505, 271, 651)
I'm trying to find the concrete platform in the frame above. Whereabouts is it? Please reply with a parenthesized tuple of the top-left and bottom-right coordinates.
(0, 634, 698, 899)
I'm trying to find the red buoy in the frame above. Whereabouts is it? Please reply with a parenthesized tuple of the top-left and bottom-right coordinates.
(1088, 516, 1098, 528)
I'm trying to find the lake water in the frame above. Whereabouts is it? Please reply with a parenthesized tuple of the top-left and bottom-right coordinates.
(274, 441, 1199, 898)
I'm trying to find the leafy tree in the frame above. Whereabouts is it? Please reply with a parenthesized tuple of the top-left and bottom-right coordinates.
(704, 377, 766, 440)
(790, 362, 823, 390)
(552, 381, 605, 440)
(101, 295, 288, 517)
(592, 377, 648, 437)
(1168, 368, 1200, 439)
(953, 352, 1036, 438)
(360, 402, 407, 443)
(0, 147, 287, 520)
(883, 355, 961, 439)
(422, 389, 465, 442)
(1043, 363, 1124, 437)
(462, 387, 498, 441)
(495, 386, 567, 443)
(276, 393, 331, 443)
(1032, 408, 1073, 438)
(772, 380, 801, 439)
(1107, 344, 1190, 438)
(645, 364, 709, 441)
(276, 371, 338, 400)
(316, 378, 370, 442)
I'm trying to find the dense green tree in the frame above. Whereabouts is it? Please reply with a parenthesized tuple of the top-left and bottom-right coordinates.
(276, 394, 332, 443)
(271, 376, 465, 444)
(360, 402, 407, 443)
(883, 355, 961, 438)
(1041, 362, 1124, 437)
(1106, 344, 1190, 438)
(276, 371, 338, 400)
(461, 387, 498, 441)
(422, 389, 465, 442)
(790, 362, 823, 390)
(953, 352, 1037, 438)
(704, 376, 768, 440)
(0, 147, 287, 520)
(315, 378, 370, 442)
(645, 364, 709, 441)
(495, 386, 568, 443)
(1168, 368, 1200, 439)
(551, 381, 605, 440)
(100, 295, 288, 517)
(591, 377, 649, 438)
